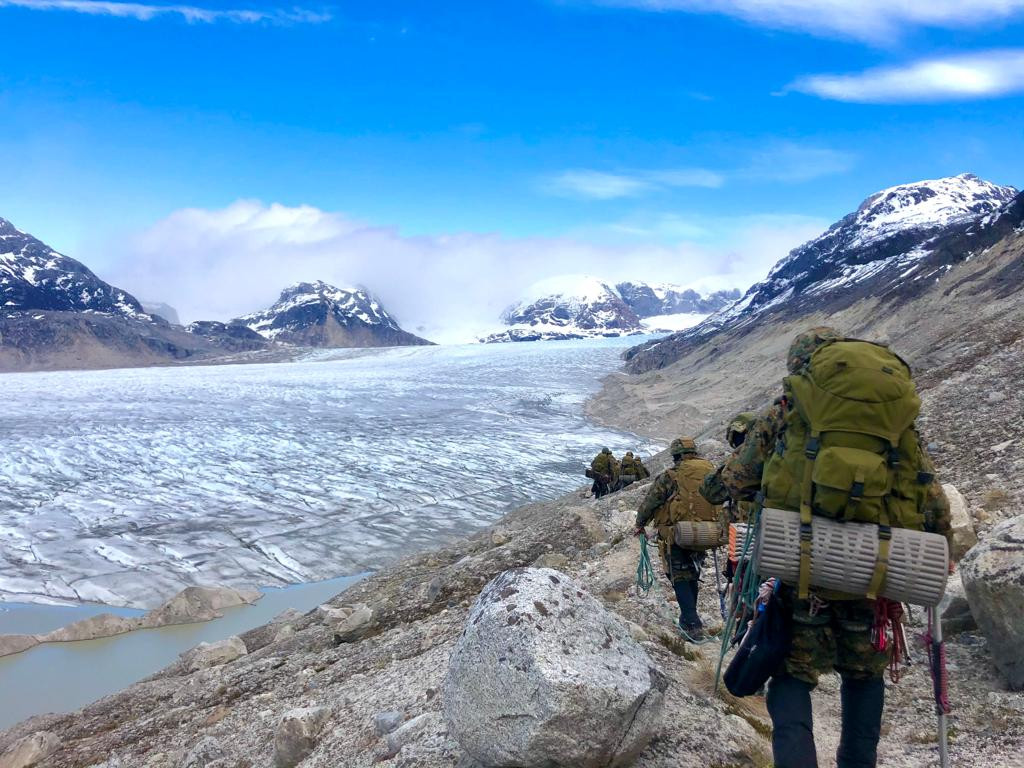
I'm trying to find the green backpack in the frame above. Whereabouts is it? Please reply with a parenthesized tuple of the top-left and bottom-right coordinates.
(761, 339, 936, 600)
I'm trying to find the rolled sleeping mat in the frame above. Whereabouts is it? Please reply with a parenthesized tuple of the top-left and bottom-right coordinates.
(619, 474, 637, 485)
(755, 507, 949, 607)
(673, 520, 728, 549)
(730, 523, 754, 562)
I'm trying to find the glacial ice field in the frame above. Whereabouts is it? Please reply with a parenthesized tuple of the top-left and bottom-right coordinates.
(0, 338, 659, 608)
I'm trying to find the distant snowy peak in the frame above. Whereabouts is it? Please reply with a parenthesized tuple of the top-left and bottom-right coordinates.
(235, 280, 431, 348)
(0, 216, 149, 319)
(616, 281, 741, 317)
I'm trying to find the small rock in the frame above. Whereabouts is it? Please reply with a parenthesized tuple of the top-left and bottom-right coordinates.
(490, 530, 510, 546)
(532, 553, 569, 569)
(183, 636, 247, 671)
(942, 483, 979, 560)
(179, 737, 224, 768)
(987, 391, 1006, 403)
(385, 712, 437, 757)
(273, 624, 296, 642)
(374, 711, 404, 736)
(332, 604, 374, 643)
(0, 731, 60, 768)
(590, 542, 611, 556)
(626, 620, 650, 643)
(274, 706, 331, 768)
(425, 576, 443, 603)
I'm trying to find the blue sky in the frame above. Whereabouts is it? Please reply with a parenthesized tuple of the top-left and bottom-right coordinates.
(1, 0, 1023, 334)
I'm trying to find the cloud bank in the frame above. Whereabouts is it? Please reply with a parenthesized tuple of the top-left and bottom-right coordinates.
(591, 0, 1024, 43)
(547, 168, 725, 199)
(107, 201, 827, 343)
(791, 50, 1024, 103)
(0, 0, 330, 24)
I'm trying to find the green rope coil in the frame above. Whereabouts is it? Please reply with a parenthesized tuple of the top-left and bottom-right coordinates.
(636, 534, 657, 594)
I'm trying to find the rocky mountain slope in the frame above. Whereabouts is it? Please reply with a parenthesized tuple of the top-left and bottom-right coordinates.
(483, 276, 736, 343)
(625, 173, 1017, 372)
(235, 281, 432, 348)
(0, 217, 279, 372)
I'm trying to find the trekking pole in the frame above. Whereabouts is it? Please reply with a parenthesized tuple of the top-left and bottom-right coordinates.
(927, 607, 952, 768)
(712, 547, 728, 621)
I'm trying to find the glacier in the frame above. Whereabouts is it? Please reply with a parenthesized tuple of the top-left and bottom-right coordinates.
(0, 339, 657, 608)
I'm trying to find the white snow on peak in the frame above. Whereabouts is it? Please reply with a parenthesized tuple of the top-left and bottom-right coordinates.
(515, 274, 619, 307)
(237, 280, 398, 339)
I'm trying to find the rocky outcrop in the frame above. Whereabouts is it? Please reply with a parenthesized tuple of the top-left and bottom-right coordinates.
(0, 731, 59, 768)
(443, 567, 667, 767)
(960, 515, 1024, 689)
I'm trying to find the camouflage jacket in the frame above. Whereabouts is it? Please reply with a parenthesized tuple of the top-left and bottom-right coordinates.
(591, 452, 618, 480)
(712, 397, 953, 541)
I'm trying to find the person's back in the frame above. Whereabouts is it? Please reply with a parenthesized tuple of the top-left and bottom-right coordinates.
(634, 438, 722, 643)
(711, 327, 953, 768)
(589, 447, 616, 498)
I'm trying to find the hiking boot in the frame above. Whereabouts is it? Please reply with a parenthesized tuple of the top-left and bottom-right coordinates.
(678, 622, 712, 644)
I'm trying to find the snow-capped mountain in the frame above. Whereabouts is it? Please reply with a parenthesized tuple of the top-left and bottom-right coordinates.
(235, 281, 432, 348)
(1, 216, 149, 319)
(483, 276, 641, 343)
(616, 282, 741, 318)
(483, 276, 740, 343)
(626, 173, 1019, 371)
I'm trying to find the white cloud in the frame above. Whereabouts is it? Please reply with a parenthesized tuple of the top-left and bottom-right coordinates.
(591, 0, 1024, 42)
(105, 200, 826, 343)
(547, 167, 724, 199)
(0, 0, 329, 24)
(790, 49, 1024, 103)
(743, 143, 856, 182)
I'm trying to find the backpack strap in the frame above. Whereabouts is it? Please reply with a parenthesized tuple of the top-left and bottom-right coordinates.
(797, 430, 820, 600)
(865, 455, 897, 599)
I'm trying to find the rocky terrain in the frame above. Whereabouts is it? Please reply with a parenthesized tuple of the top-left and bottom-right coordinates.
(616, 283, 740, 318)
(235, 281, 432, 349)
(3, 468, 1021, 768)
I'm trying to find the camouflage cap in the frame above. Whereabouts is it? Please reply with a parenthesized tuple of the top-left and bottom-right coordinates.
(786, 326, 843, 374)
(602, 447, 612, 454)
(726, 412, 756, 447)
(625, 451, 634, 457)
(670, 437, 698, 457)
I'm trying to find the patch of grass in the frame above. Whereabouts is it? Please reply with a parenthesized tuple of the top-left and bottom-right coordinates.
(657, 632, 699, 661)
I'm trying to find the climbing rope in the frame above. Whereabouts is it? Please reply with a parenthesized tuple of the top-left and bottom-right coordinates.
(714, 509, 762, 691)
(635, 533, 657, 594)
(872, 598, 909, 683)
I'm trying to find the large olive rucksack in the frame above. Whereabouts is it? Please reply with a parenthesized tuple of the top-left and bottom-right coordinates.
(664, 458, 721, 524)
(761, 339, 936, 599)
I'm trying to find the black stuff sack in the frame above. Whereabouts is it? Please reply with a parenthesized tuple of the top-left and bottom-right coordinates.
(724, 588, 792, 697)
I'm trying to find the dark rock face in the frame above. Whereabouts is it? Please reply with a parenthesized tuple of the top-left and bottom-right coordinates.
(625, 174, 1020, 372)
(616, 283, 741, 318)
(502, 284, 640, 332)
(235, 281, 432, 348)
(0, 217, 148, 318)
(185, 321, 270, 352)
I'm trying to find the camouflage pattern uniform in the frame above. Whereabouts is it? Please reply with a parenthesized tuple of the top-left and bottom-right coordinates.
(618, 451, 650, 489)
(636, 438, 708, 636)
(589, 448, 619, 498)
(711, 327, 954, 768)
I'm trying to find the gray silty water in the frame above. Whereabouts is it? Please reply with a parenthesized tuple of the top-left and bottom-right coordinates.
(0, 338, 659, 607)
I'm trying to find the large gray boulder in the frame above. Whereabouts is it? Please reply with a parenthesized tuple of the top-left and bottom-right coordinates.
(942, 483, 979, 561)
(961, 515, 1024, 689)
(443, 567, 666, 768)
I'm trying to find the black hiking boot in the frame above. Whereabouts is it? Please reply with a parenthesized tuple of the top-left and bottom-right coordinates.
(836, 675, 884, 768)
(766, 674, 818, 768)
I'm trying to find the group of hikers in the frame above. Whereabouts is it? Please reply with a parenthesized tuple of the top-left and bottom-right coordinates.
(608, 327, 954, 768)
(586, 447, 650, 498)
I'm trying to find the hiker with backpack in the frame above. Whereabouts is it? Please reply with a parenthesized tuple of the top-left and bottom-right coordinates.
(710, 327, 954, 768)
(633, 437, 725, 644)
(616, 450, 650, 490)
(587, 447, 619, 498)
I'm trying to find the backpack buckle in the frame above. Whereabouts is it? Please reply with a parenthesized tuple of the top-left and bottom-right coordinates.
(917, 471, 934, 485)
(887, 449, 901, 468)
(799, 522, 813, 541)
(878, 524, 892, 541)
(849, 481, 864, 502)
(805, 437, 820, 460)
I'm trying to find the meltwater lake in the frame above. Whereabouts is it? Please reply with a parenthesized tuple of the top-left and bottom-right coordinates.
(0, 338, 659, 728)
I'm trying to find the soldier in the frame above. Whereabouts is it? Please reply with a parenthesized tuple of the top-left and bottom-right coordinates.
(711, 327, 953, 768)
(616, 451, 650, 490)
(701, 411, 757, 521)
(632, 437, 720, 644)
(588, 447, 619, 499)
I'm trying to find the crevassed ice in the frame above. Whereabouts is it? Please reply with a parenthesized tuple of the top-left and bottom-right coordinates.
(0, 339, 656, 608)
